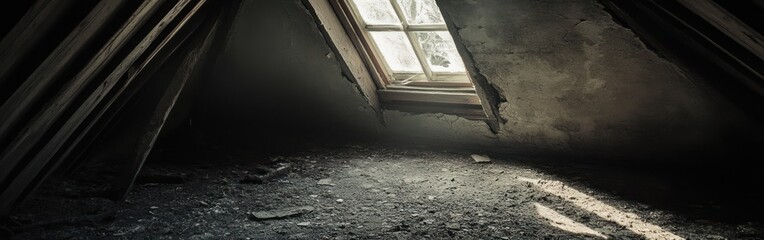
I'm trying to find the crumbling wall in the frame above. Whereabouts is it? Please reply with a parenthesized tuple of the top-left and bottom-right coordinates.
(384, 0, 763, 162)
(202, 0, 763, 163)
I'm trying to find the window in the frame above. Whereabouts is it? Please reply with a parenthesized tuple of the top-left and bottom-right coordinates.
(346, 0, 469, 86)
(311, 0, 500, 122)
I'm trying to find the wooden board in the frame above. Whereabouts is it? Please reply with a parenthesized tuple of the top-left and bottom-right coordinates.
(378, 89, 481, 105)
(108, 15, 219, 200)
(675, 0, 764, 61)
(304, 0, 381, 114)
(0, 0, 129, 188)
(0, 0, 164, 202)
(0, 0, 74, 87)
(0, 0, 195, 216)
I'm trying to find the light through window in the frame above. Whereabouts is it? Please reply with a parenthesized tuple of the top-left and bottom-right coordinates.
(348, 0, 469, 85)
(314, 0, 498, 121)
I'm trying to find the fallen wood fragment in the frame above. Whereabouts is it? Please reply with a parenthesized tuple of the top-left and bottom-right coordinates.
(239, 163, 291, 184)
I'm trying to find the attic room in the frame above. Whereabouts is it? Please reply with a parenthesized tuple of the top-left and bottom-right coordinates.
(1, 0, 763, 239)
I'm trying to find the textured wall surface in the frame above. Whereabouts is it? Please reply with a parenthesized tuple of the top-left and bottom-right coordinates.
(201, 0, 763, 163)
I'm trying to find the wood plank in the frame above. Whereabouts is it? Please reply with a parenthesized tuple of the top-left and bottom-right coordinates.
(383, 102, 488, 120)
(330, 0, 391, 86)
(378, 89, 481, 105)
(60, 0, 243, 177)
(0, 0, 74, 87)
(645, 0, 764, 96)
(0, 0, 197, 216)
(305, 0, 381, 114)
(0, 0, 129, 185)
(385, 85, 475, 93)
(675, 0, 764, 61)
(108, 16, 219, 200)
(0, 0, 164, 202)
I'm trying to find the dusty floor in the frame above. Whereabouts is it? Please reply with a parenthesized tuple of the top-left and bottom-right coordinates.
(5, 145, 763, 239)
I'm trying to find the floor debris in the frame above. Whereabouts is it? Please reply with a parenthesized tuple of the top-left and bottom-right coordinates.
(471, 154, 491, 163)
(7, 146, 761, 239)
(317, 178, 333, 186)
(446, 222, 461, 230)
(239, 163, 291, 184)
(247, 206, 315, 221)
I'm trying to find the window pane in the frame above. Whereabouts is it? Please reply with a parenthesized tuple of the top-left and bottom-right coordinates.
(369, 32, 423, 73)
(351, 0, 400, 25)
(415, 31, 465, 73)
(396, 0, 445, 25)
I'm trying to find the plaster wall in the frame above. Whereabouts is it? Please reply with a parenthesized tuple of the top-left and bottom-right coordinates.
(200, 0, 763, 162)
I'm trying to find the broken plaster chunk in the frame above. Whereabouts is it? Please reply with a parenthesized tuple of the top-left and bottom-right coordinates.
(403, 176, 427, 184)
(247, 206, 315, 221)
(471, 154, 491, 163)
(317, 178, 334, 186)
(446, 222, 461, 230)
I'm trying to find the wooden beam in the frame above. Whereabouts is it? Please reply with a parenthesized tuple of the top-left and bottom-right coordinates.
(0, 0, 74, 87)
(0, 0, 197, 216)
(645, 0, 764, 96)
(0, 0, 164, 202)
(108, 16, 219, 200)
(304, 0, 382, 114)
(378, 89, 481, 105)
(675, 0, 764, 61)
(330, 0, 392, 86)
(0, 0, 129, 185)
(383, 102, 488, 120)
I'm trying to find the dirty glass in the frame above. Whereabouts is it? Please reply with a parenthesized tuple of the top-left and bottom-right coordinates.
(396, 0, 445, 25)
(369, 32, 423, 73)
(351, 0, 401, 25)
(415, 31, 465, 73)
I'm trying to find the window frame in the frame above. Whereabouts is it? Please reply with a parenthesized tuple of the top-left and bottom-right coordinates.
(311, 0, 501, 124)
(335, 0, 474, 88)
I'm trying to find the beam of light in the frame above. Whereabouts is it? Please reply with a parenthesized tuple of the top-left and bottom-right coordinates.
(534, 202, 608, 239)
(519, 177, 684, 240)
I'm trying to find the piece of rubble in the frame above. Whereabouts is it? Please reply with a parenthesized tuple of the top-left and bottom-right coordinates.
(317, 178, 333, 186)
(471, 154, 491, 163)
(247, 206, 315, 221)
(446, 222, 461, 230)
(239, 163, 291, 184)
(297, 222, 311, 226)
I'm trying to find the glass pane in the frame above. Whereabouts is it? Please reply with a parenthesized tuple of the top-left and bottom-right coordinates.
(369, 32, 423, 73)
(415, 31, 466, 73)
(396, 0, 446, 25)
(351, 0, 401, 25)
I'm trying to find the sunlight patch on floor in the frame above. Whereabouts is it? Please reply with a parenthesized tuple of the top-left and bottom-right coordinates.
(534, 202, 608, 239)
(519, 177, 684, 240)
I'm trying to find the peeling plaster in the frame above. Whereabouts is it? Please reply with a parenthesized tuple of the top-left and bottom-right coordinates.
(207, 0, 762, 162)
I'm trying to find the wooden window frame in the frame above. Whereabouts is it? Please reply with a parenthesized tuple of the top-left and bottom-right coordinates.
(309, 0, 501, 123)
(333, 0, 473, 88)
